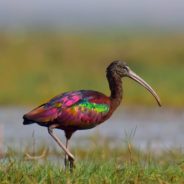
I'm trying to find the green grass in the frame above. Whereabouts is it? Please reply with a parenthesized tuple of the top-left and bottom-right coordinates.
(0, 31, 184, 107)
(1, 142, 184, 183)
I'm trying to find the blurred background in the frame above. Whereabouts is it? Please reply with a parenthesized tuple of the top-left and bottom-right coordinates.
(0, 0, 184, 153)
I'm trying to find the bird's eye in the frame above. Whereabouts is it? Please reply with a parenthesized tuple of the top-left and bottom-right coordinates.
(123, 66, 129, 71)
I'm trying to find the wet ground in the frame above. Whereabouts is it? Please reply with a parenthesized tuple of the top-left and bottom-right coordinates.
(0, 106, 184, 152)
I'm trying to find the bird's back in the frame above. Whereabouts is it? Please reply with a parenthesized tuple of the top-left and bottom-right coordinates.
(23, 90, 112, 130)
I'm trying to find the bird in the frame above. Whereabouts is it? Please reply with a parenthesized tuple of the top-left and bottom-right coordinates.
(23, 60, 161, 169)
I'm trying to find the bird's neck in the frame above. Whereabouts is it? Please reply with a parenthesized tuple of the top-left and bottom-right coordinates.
(107, 72, 123, 110)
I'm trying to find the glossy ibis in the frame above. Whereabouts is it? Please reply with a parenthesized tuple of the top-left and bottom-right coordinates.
(23, 60, 161, 169)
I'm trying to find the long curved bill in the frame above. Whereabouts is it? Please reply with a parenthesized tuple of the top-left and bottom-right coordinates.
(127, 69, 161, 106)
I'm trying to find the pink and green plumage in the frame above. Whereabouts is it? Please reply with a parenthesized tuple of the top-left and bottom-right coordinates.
(24, 90, 111, 136)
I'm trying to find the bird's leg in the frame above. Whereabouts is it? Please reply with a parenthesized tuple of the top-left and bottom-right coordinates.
(64, 138, 75, 171)
(64, 138, 69, 168)
(69, 153, 75, 170)
(48, 126, 75, 167)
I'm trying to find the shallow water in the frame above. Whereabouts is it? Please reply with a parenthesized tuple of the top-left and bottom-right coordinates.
(0, 106, 184, 152)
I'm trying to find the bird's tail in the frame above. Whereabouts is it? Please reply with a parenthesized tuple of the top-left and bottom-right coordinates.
(23, 115, 35, 125)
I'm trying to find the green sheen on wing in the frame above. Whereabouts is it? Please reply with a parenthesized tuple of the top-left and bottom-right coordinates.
(78, 99, 109, 113)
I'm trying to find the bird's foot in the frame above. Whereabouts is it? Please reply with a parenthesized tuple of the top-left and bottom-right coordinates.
(64, 156, 75, 172)
(69, 157, 75, 171)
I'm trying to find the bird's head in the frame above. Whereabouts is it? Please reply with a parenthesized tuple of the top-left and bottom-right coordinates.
(107, 60, 161, 106)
